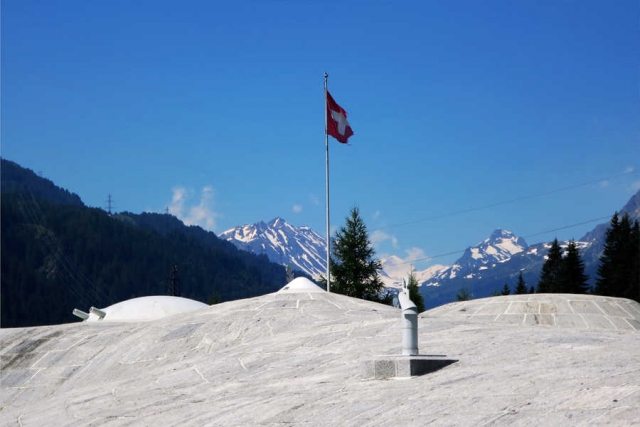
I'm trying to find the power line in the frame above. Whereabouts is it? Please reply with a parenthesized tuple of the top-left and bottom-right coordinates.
(522, 215, 611, 239)
(393, 215, 612, 266)
(377, 170, 638, 231)
(17, 191, 115, 306)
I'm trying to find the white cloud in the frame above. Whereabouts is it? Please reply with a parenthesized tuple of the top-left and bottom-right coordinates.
(404, 247, 429, 262)
(370, 230, 389, 246)
(168, 186, 221, 231)
(292, 204, 303, 213)
(372, 210, 381, 220)
(168, 187, 188, 217)
(370, 229, 399, 249)
(309, 194, 320, 206)
(599, 180, 610, 188)
(624, 166, 635, 174)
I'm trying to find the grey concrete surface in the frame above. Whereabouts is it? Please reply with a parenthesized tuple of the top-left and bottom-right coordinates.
(361, 355, 457, 379)
(423, 294, 640, 331)
(1, 292, 639, 426)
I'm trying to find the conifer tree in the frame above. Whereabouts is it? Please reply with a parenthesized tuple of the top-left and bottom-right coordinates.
(501, 283, 511, 295)
(537, 238, 563, 293)
(514, 271, 528, 294)
(596, 213, 621, 296)
(631, 220, 640, 302)
(558, 240, 589, 294)
(596, 213, 640, 301)
(456, 286, 471, 301)
(407, 270, 425, 312)
(321, 207, 385, 301)
(621, 216, 640, 301)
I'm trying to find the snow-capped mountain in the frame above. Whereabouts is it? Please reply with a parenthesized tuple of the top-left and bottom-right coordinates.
(379, 255, 448, 289)
(419, 228, 598, 307)
(220, 218, 444, 287)
(459, 229, 528, 270)
(219, 189, 639, 308)
(424, 229, 529, 285)
(219, 218, 327, 278)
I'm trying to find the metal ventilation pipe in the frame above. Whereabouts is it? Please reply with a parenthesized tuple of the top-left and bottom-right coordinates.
(399, 278, 419, 355)
(72, 309, 89, 320)
(89, 306, 107, 319)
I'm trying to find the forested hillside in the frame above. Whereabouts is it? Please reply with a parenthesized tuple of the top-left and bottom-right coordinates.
(1, 159, 84, 207)
(1, 159, 285, 327)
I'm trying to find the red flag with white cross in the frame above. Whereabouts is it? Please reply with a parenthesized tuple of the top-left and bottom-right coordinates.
(326, 91, 354, 144)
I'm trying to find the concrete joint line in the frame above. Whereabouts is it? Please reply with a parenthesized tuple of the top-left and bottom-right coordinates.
(194, 367, 209, 382)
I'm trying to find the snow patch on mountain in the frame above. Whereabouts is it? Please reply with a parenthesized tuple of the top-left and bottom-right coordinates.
(379, 255, 448, 289)
(220, 218, 327, 279)
(221, 218, 449, 287)
(423, 229, 528, 286)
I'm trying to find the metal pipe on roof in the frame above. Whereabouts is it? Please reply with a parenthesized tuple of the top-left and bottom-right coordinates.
(89, 306, 107, 319)
(72, 309, 89, 320)
(399, 278, 419, 356)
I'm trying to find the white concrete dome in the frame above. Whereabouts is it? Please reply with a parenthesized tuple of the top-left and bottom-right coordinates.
(278, 277, 325, 292)
(84, 295, 209, 322)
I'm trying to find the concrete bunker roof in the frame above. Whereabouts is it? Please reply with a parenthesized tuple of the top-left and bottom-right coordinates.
(2, 292, 639, 426)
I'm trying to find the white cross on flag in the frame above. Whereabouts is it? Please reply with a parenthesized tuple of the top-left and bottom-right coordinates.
(326, 91, 354, 144)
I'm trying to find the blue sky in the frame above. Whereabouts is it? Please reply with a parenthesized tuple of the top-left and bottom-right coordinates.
(2, 0, 639, 269)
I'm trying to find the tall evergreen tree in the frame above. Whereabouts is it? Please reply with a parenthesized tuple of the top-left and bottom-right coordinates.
(558, 240, 589, 294)
(596, 213, 640, 301)
(596, 213, 621, 296)
(406, 270, 425, 312)
(501, 283, 511, 295)
(321, 207, 384, 301)
(514, 271, 528, 294)
(631, 220, 640, 302)
(622, 217, 640, 301)
(456, 286, 472, 301)
(537, 238, 563, 293)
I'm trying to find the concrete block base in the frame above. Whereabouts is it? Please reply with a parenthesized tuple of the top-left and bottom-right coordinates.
(361, 355, 457, 380)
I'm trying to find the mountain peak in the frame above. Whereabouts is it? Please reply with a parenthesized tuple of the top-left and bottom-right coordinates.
(268, 217, 286, 228)
(621, 188, 640, 219)
(488, 228, 513, 241)
(446, 228, 529, 275)
(220, 218, 327, 278)
(485, 228, 528, 250)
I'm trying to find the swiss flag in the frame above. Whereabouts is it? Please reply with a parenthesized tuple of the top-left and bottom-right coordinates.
(326, 91, 354, 144)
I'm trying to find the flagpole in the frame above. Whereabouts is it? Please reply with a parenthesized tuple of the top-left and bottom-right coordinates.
(324, 72, 331, 293)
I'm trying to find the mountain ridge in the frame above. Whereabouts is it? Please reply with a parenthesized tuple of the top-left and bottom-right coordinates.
(219, 217, 326, 279)
(1, 159, 286, 327)
(221, 189, 640, 308)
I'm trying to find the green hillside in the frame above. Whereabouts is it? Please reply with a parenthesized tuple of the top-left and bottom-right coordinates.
(1, 159, 285, 327)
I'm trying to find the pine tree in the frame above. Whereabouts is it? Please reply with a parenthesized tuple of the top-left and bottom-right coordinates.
(321, 207, 384, 301)
(456, 287, 472, 301)
(558, 240, 589, 294)
(596, 213, 621, 296)
(596, 213, 640, 301)
(407, 270, 425, 312)
(501, 283, 511, 295)
(630, 220, 640, 302)
(537, 238, 563, 293)
(514, 271, 528, 294)
(622, 218, 640, 301)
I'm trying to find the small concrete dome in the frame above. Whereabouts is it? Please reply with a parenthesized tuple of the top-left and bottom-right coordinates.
(84, 296, 209, 322)
(278, 277, 325, 293)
